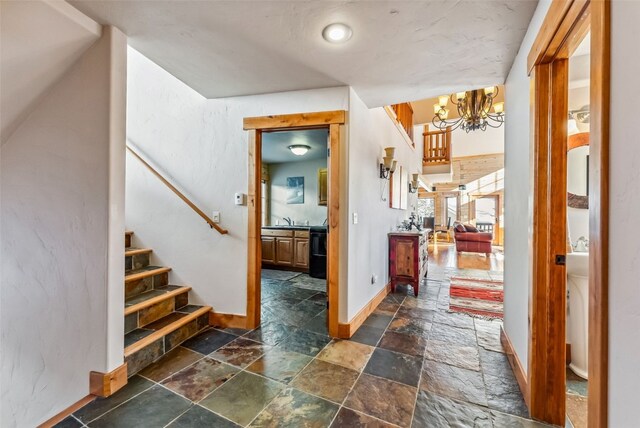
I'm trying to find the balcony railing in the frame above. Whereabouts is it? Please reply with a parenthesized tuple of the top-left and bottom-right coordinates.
(391, 103, 414, 142)
(423, 125, 451, 164)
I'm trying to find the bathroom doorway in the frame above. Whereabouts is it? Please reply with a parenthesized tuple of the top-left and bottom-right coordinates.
(528, 1, 609, 426)
(243, 110, 345, 338)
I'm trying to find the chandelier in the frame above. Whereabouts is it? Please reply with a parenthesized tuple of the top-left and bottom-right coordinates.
(431, 86, 505, 133)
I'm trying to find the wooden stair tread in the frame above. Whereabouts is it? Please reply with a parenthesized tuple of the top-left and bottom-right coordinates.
(125, 247, 153, 257)
(124, 305, 211, 357)
(125, 266, 171, 282)
(124, 285, 191, 315)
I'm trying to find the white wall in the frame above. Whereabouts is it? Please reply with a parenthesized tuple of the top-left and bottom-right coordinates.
(267, 158, 328, 226)
(126, 47, 349, 317)
(0, 26, 127, 428)
(503, 0, 551, 374)
(609, 2, 640, 424)
(346, 88, 422, 320)
(451, 125, 504, 157)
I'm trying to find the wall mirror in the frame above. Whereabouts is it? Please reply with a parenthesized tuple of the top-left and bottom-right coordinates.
(567, 131, 589, 209)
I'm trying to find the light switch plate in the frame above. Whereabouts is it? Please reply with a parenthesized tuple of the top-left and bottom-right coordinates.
(212, 211, 220, 223)
(353, 212, 358, 224)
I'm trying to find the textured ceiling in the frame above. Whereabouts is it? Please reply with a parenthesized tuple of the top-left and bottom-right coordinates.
(263, 129, 328, 164)
(68, 0, 538, 107)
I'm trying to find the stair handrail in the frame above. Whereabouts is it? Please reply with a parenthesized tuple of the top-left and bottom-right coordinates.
(126, 144, 228, 235)
(423, 125, 452, 164)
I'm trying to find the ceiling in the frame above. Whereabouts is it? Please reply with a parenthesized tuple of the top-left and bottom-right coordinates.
(68, 0, 538, 107)
(262, 129, 328, 164)
(1, 1, 101, 144)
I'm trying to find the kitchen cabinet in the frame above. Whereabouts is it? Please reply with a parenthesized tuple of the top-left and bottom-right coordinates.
(389, 230, 428, 296)
(318, 168, 328, 206)
(261, 228, 309, 271)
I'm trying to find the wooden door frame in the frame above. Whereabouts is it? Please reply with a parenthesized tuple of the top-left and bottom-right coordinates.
(527, 0, 609, 426)
(243, 110, 345, 337)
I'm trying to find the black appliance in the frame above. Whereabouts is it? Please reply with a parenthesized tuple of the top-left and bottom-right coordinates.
(309, 226, 327, 279)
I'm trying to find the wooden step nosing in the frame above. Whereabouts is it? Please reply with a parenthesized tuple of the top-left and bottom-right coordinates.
(125, 267, 171, 282)
(125, 248, 153, 257)
(124, 306, 211, 357)
(124, 286, 192, 316)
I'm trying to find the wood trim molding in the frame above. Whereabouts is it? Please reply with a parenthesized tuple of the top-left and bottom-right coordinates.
(500, 327, 529, 407)
(243, 110, 345, 130)
(337, 283, 390, 338)
(588, 1, 610, 425)
(209, 312, 248, 329)
(245, 113, 343, 336)
(89, 362, 128, 398)
(37, 395, 96, 428)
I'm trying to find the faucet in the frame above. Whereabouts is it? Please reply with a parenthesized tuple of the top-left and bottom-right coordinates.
(283, 217, 292, 226)
(573, 236, 589, 252)
(323, 218, 328, 226)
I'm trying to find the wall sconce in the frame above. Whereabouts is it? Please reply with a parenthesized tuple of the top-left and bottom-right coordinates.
(409, 173, 419, 193)
(380, 147, 397, 179)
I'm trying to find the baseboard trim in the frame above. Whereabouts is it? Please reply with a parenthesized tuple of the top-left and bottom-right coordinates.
(500, 326, 529, 408)
(37, 394, 95, 428)
(338, 283, 390, 338)
(90, 362, 128, 398)
(209, 312, 248, 329)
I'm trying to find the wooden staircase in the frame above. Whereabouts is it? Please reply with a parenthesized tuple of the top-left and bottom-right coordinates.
(123, 230, 211, 376)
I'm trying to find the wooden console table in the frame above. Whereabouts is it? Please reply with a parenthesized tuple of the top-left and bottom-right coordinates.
(389, 230, 429, 296)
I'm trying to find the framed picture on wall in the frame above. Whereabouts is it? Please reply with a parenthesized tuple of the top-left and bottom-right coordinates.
(286, 176, 304, 204)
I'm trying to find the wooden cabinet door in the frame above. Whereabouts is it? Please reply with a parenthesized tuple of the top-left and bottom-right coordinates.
(318, 168, 328, 206)
(261, 237, 276, 264)
(395, 240, 415, 277)
(275, 237, 294, 266)
(294, 238, 309, 269)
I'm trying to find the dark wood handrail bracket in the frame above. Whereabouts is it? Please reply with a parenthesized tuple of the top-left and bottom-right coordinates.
(126, 144, 228, 235)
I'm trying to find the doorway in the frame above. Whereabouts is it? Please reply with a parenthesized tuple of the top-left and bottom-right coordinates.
(474, 195, 500, 246)
(243, 110, 345, 337)
(528, 1, 609, 426)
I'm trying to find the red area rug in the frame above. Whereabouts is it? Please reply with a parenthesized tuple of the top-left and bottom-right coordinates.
(449, 277, 504, 319)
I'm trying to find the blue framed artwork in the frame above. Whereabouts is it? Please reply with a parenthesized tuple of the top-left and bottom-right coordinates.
(286, 176, 304, 204)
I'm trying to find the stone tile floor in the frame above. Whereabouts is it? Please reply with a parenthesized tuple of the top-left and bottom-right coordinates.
(59, 264, 554, 427)
(566, 368, 588, 428)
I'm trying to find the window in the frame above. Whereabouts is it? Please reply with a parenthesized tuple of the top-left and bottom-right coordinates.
(445, 196, 457, 224)
(417, 197, 435, 218)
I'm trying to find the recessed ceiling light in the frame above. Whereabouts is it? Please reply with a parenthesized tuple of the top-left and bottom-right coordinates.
(322, 23, 352, 43)
(289, 145, 311, 156)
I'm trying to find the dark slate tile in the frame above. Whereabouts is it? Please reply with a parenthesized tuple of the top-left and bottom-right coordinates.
(290, 359, 359, 403)
(125, 339, 164, 376)
(479, 347, 513, 379)
(144, 312, 188, 330)
(299, 310, 329, 336)
(251, 387, 338, 427)
(124, 313, 138, 335)
(344, 373, 417, 427)
(210, 337, 271, 368)
(424, 339, 481, 371)
(330, 407, 396, 427)
(246, 348, 311, 383)
(161, 357, 238, 402)
(429, 322, 478, 347)
(164, 319, 199, 352)
(364, 348, 422, 387)
(75, 375, 154, 423)
(276, 329, 331, 357)
(175, 304, 203, 314)
(138, 346, 203, 382)
(378, 330, 427, 357)
(167, 405, 240, 427)
(412, 390, 492, 428)
(181, 328, 237, 354)
(433, 311, 476, 330)
(490, 410, 554, 428)
(222, 327, 251, 336)
(484, 373, 529, 418)
(349, 325, 385, 347)
(306, 292, 327, 306)
(125, 289, 165, 307)
(362, 313, 393, 329)
(421, 359, 488, 407)
(387, 317, 432, 337)
(87, 385, 190, 428)
(53, 416, 83, 428)
(244, 321, 296, 346)
(396, 306, 436, 322)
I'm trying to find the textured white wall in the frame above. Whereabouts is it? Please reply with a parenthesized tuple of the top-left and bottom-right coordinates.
(503, 0, 551, 375)
(609, 1, 640, 424)
(346, 88, 422, 320)
(268, 158, 328, 226)
(126, 48, 349, 317)
(451, 125, 505, 158)
(0, 27, 126, 427)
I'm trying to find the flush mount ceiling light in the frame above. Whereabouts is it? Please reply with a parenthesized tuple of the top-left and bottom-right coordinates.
(432, 86, 504, 133)
(322, 23, 352, 43)
(288, 145, 311, 156)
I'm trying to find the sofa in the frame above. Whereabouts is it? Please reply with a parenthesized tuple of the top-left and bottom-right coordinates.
(454, 223, 493, 254)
